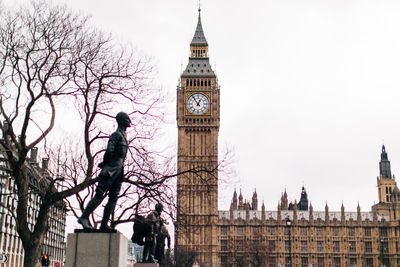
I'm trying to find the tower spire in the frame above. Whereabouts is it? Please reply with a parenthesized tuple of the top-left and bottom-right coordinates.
(380, 145, 392, 179)
(181, 7, 215, 77)
(191, 7, 208, 47)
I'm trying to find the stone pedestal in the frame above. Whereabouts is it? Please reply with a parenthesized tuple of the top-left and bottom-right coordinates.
(134, 263, 159, 267)
(66, 230, 128, 267)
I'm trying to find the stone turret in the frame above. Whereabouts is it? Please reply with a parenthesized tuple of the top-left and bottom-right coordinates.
(245, 202, 250, 221)
(261, 201, 266, 221)
(277, 202, 281, 221)
(357, 203, 361, 223)
(293, 201, 298, 223)
(238, 189, 243, 210)
(325, 202, 329, 222)
(251, 189, 258, 210)
(231, 188, 238, 210)
(280, 189, 288, 210)
(341, 203, 345, 223)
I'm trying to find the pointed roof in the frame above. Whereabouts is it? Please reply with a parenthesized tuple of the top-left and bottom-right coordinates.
(181, 8, 216, 78)
(252, 188, 257, 197)
(380, 144, 392, 179)
(381, 145, 388, 160)
(190, 8, 208, 46)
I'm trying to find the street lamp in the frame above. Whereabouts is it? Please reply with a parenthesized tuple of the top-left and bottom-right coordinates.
(285, 217, 292, 267)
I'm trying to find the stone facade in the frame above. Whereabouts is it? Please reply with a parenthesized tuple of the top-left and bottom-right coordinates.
(217, 148, 400, 267)
(176, 9, 400, 267)
(0, 148, 67, 267)
(219, 189, 394, 266)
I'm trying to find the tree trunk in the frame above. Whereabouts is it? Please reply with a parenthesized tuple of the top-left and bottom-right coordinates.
(23, 240, 43, 267)
(19, 191, 49, 267)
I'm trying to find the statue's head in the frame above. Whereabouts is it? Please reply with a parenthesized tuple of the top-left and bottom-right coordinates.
(116, 112, 131, 128)
(155, 203, 163, 213)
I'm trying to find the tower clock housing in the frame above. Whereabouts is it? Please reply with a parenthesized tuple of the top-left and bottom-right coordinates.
(176, 9, 220, 267)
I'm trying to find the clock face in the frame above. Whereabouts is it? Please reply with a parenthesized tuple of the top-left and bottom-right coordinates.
(187, 93, 210, 115)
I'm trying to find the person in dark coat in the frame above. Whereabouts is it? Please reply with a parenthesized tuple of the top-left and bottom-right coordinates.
(78, 112, 131, 230)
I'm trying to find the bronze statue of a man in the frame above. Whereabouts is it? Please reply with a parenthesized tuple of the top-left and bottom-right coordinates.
(143, 203, 163, 263)
(78, 112, 131, 230)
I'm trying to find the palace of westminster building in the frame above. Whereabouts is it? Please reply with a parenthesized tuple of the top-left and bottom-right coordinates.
(176, 8, 400, 267)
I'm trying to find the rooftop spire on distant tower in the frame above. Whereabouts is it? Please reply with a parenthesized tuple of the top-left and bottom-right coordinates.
(380, 145, 392, 179)
(298, 186, 308, 211)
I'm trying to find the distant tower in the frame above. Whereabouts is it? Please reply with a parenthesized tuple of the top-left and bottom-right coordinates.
(373, 145, 399, 218)
(377, 145, 396, 203)
(287, 187, 309, 211)
(176, 7, 220, 267)
(298, 186, 309, 211)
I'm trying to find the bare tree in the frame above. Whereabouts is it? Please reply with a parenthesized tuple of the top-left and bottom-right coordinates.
(0, 2, 233, 266)
(0, 1, 167, 266)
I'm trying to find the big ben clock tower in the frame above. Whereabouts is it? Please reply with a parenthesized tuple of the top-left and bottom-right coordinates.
(176, 8, 219, 267)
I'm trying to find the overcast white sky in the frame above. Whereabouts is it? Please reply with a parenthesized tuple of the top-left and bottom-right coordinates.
(5, 0, 400, 222)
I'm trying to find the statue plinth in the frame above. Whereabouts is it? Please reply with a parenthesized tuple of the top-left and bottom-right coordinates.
(134, 263, 159, 267)
(66, 230, 128, 267)
(74, 228, 117, 233)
